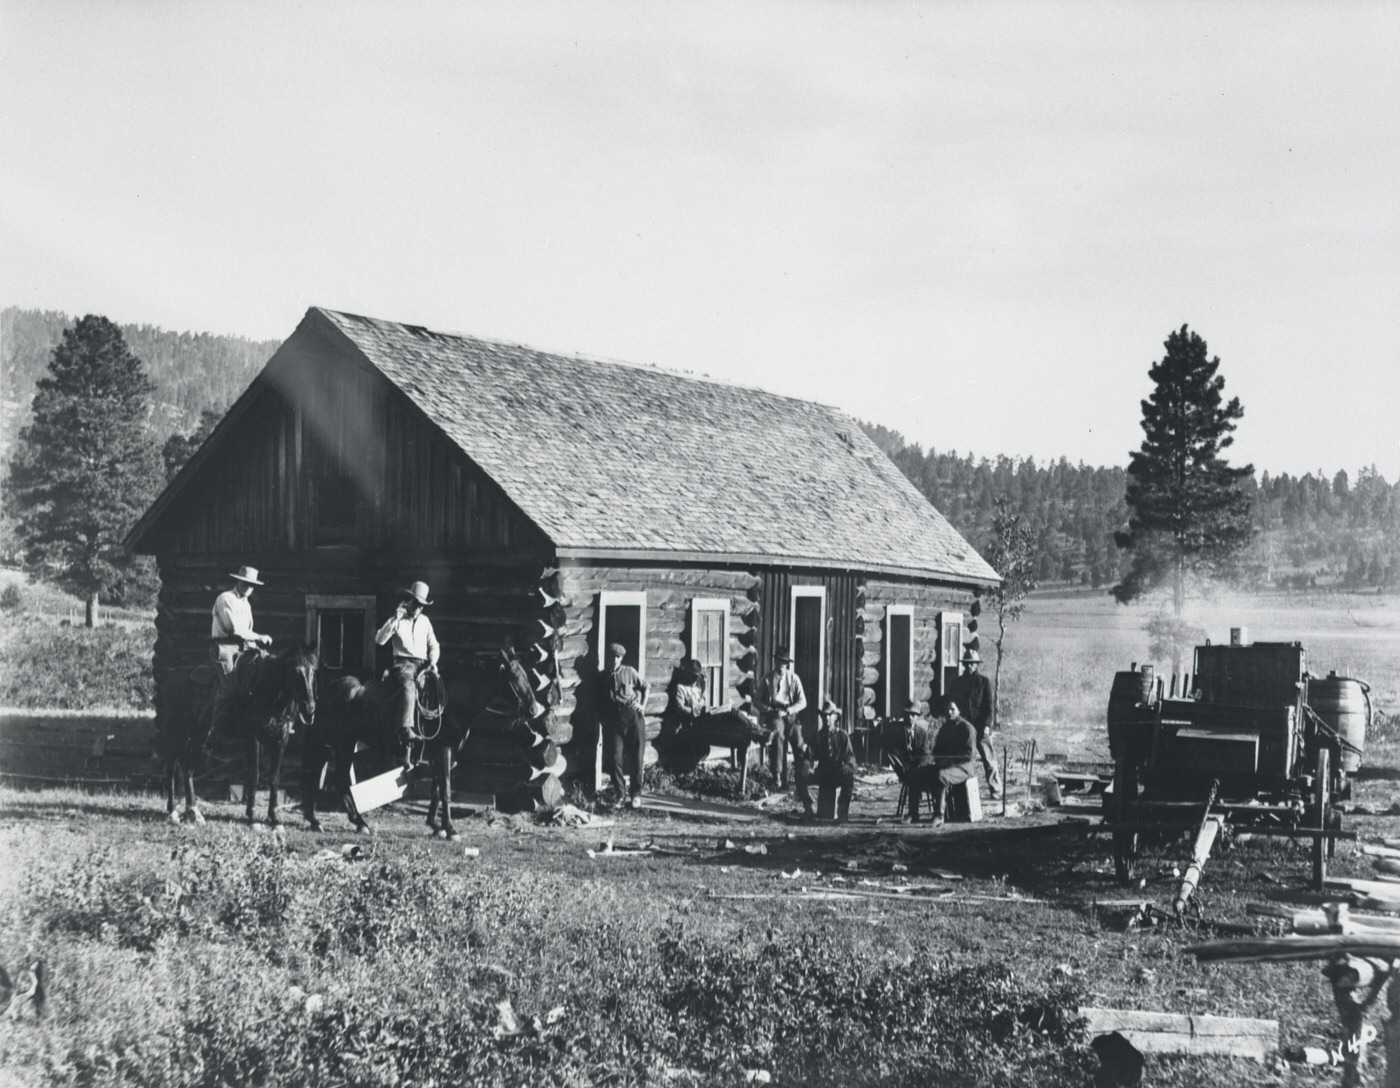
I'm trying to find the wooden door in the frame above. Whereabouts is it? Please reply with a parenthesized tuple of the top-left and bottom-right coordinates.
(791, 588, 825, 735)
(886, 608, 913, 715)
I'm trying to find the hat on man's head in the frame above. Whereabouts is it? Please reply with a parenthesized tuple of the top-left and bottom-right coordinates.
(229, 565, 264, 586)
(962, 648, 981, 664)
(820, 697, 841, 717)
(903, 698, 922, 715)
(775, 646, 793, 663)
(608, 642, 627, 658)
(401, 581, 433, 606)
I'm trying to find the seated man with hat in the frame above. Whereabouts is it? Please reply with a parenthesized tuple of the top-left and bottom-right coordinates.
(812, 697, 857, 822)
(375, 581, 441, 765)
(657, 658, 710, 773)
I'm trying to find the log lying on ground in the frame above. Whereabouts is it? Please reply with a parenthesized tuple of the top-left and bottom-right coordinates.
(1247, 903, 1400, 934)
(1079, 1007, 1277, 1061)
(1190, 933, 1400, 964)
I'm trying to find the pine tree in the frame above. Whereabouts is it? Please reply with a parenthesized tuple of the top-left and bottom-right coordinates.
(162, 408, 222, 479)
(1112, 325, 1255, 617)
(4, 316, 165, 624)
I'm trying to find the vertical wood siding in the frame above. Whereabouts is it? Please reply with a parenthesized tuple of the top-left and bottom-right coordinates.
(147, 353, 547, 558)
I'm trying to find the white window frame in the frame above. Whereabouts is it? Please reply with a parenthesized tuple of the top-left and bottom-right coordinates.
(789, 585, 827, 707)
(597, 590, 648, 676)
(938, 610, 964, 696)
(690, 597, 730, 705)
(884, 604, 915, 715)
(305, 594, 377, 673)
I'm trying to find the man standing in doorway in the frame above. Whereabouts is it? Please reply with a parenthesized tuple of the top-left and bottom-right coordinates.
(954, 648, 1001, 798)
(759, 647, 806, 788)
(375, 581, 440, 767)
(600, 642, 649, 808)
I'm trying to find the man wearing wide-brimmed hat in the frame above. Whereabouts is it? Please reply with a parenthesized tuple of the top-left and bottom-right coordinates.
(210, 565, 272, 674)
(759, 647, 806, 787)
(954, 647, 1001, 798)
(375, 581, 441, 758)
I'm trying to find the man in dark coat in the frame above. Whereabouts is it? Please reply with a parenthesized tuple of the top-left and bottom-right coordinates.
(896, 698, 940, 823)
(812, 698, 857, 822)
(599, 642, 649, 808)
(926, 697, 979, 826)
(953, 648, 1002, 798)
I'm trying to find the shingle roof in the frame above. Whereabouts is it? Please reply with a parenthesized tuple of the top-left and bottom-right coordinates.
(317, 308, 998, 584)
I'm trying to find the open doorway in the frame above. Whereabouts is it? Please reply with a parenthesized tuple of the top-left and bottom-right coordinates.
(790, 587, 825, 736)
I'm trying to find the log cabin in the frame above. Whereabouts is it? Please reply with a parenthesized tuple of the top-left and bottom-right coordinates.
(126, 307, 999, 808)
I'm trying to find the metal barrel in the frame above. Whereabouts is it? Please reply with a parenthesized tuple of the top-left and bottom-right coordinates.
(1107, 666, 1157, 762)
(1309, 672, 1370, 773)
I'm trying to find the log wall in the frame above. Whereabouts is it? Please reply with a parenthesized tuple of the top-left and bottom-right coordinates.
(861, 577, 979, 719)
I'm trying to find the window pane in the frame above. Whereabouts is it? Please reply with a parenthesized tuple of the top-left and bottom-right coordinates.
(694, 607, 726, 703)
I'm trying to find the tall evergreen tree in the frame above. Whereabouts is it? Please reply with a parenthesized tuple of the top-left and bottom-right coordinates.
(4, 315, 164, 624)
(1112, 325, 1255, 615)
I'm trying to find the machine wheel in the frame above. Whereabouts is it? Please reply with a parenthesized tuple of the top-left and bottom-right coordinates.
(1111, 752, 1140, 884)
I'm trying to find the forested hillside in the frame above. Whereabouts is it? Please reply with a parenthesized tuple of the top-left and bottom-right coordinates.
(862, 424, 1400, 594)
(1, 307, 279, 455)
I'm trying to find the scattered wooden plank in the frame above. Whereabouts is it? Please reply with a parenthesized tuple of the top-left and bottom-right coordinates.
(1079, 1007, 1276, 1061)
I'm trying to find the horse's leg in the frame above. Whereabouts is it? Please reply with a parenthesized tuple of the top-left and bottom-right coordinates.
(184, 752, 205, 825)
(166, 754, 180, 823)
(425, 746, 440, 833)
(301, 733, 324, 832)
(438, 741, 457, 840)
(245, 735, 259, 825)
(337, 742, 369, 833)
(266, 734, 283, 827)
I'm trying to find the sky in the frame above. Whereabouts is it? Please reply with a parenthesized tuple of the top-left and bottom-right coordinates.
(2, 1, 1397, 480)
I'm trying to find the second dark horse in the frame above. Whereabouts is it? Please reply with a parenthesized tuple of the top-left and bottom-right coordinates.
(303, 646, 543, 838)
(160, 642, 319, 827)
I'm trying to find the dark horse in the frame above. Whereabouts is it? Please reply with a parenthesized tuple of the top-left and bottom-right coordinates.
(303, 645, 543, 839)
(159, 642, 318, 826)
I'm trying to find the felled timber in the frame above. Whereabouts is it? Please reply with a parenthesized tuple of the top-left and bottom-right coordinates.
(1079, 1007, 1276, 1061)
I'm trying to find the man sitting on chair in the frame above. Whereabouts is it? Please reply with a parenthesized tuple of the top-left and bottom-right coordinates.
(812, 698, 857, 822)
(924, 698, 979, 826)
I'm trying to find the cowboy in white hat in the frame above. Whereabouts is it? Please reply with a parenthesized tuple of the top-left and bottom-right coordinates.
(210, 565, 272, 674)
(375, 581, 441, 761)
